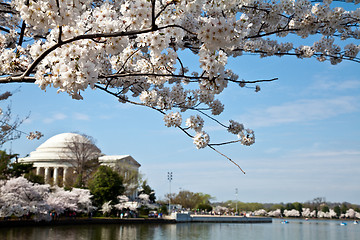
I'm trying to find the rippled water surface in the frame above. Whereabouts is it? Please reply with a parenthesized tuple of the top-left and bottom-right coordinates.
(1, 219, 359, 240)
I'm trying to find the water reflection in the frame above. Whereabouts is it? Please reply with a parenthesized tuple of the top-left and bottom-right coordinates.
(0, 219, 359, 240)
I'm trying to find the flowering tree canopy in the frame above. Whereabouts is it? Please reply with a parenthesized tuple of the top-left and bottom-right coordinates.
(0, 177, 49, 220)
(0, 0, 359, 171)
(0, 177, 94, 220)
(47, 186, 94, 214)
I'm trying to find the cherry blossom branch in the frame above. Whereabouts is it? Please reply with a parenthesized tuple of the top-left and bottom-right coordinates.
(196, 109, 228, 129)
(208, 145, 246, 174)
(232, 49, 360, 64)
(155, 0, 177, 21)
(0, 76, 35, 83)
(18, 21, 26, 46)
(209, 139, 242, 146)
(18, 24, 195, 79)
(151, 0, 157, 30)
(99, 72, 278, 84)
(116, 49, 141, 74)
(0, 26, 10, 33)
(94, 83, 246, 172)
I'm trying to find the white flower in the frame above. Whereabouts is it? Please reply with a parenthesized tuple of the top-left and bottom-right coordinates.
(163, 112, 182, 127)
(238, 129, 255, 146)
(27, 131, 43, 140)
(186, 115, 204, 132)
(193, 131, 210, 149)
(209, 99, 224, 115)
(228, 120, 244, 134)
(101, 201, 113, 214)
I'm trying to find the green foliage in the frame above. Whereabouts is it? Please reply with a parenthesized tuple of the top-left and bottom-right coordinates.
(293, 202, 303, 216)
(88, 166, 125, 206)
(9, 162, 33, 177)
(197, 203, 213, 212)
(321, 205, 329, 213)
(0, 150, 18, 179)
(138, 205, 150, 216)
(333, 206, 341, 217)
(0, 150, 11, 179)
(280, 206, 285, 216)
(24, 171, 44, 184)
(224, 200, 264, 212)
(286, 203, 295, 210)
(139, 180, 156, 203)
(269, 204, 284, 211)
(159, 205, 168, 215)
(341, 203, 348, 214)
(170, 190, 214, 210)
(0, 150, 42, 182)
(74, 173, 85, 188)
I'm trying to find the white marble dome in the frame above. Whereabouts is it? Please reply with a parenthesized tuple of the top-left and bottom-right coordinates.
(21, 132, 101, 162)
(38, 132, 89, 149)
(19, 132, 140, 190)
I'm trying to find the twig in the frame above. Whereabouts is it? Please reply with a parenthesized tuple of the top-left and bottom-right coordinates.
(208, 145, 246, 174)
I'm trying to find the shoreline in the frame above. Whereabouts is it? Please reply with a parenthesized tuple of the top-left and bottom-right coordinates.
(0, 218, 176, 228)
(0, 215, 273, 228)
(1, 216, 354, 228)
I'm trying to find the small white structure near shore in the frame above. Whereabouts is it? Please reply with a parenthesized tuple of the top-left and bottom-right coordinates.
(19, 133, 141, 187)
(169, 213, 272, 223)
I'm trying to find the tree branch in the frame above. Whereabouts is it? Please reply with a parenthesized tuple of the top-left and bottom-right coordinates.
(18, 21, 26, 46)
(208, 145, 246, 174)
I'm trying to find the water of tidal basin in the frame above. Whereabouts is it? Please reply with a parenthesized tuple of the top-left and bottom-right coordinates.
(1, 219, 359, 240)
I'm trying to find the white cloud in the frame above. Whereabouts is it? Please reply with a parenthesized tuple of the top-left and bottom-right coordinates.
(43, 113, 67, 124)
(311, 78, 360, 91)
(73, 113, 90, 121)
(264, 147, 282, 154)
(240, 96, 359, 127)
(294, 150, 360, 158)
(98, 115, 112, 120)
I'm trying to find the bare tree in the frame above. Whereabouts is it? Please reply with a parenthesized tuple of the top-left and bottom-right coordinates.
(0, 91, 26, 146)
(60, 133, 102, 188)
(112, 161, 141, 199)
(0, 90, 42, 147)
(0, 103, 23, 147)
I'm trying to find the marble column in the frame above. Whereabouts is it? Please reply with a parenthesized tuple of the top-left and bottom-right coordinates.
(36, 167, 41, 175)
(44, 167, 50, 184)
(53, 167, 58, 186)
(63, 167, 68, 187)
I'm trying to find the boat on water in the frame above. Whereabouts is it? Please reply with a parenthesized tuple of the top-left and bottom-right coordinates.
(281, 220, 289, 224)
(340, 222, 347, 226)
(354, 220, 359, 224)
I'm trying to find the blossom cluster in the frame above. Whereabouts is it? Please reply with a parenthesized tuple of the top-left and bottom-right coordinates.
(0, 0, 359, 151)
(185, 115, 210, 149)
(27, 131, 43, 140)
(252, 207, 360, 219)
(164, 112, 182, 127)
(0, 177, 94, 220)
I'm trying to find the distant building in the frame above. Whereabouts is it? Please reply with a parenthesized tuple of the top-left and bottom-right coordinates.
(19, 133, 141, 193)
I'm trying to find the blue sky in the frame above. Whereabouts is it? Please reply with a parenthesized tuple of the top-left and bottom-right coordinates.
(2, 51, 359, 205)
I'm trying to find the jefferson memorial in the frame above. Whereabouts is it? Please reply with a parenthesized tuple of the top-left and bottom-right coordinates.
(19, 133, 141, 187)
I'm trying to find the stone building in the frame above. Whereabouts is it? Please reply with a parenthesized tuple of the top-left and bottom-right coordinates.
(19, 133, 141, 190)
